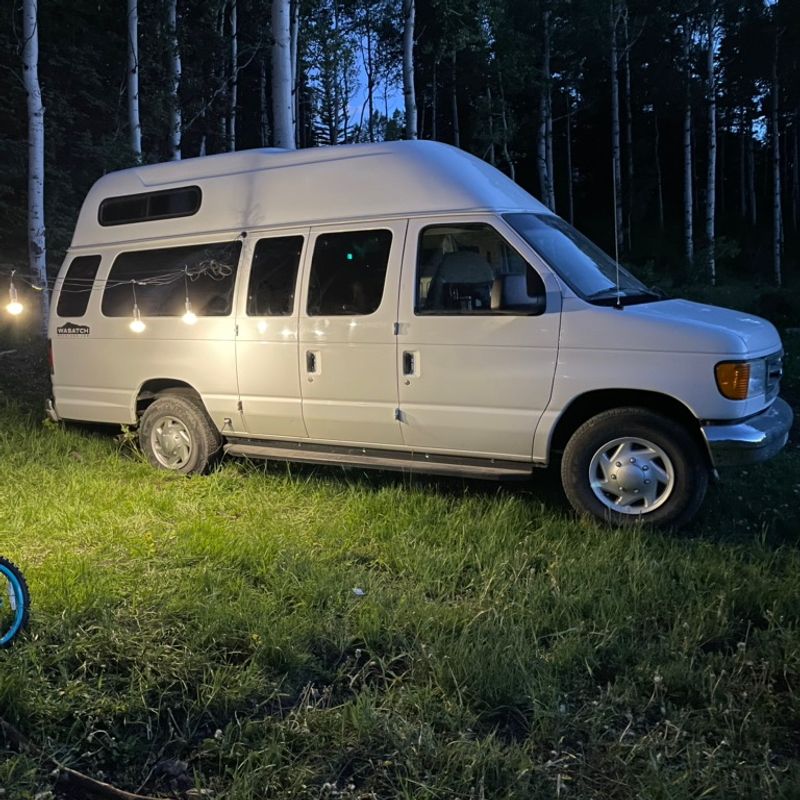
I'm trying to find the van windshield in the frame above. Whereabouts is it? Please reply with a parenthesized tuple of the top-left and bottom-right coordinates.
(504, 213, 660, 305)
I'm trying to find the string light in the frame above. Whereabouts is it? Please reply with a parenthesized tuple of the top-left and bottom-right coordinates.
(181, 267, 197, 325)
(129, 282, 146, 333)
(6, 271, 23, 316)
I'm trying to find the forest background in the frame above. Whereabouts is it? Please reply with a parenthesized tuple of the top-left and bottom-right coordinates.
(0, 0, 798, 314)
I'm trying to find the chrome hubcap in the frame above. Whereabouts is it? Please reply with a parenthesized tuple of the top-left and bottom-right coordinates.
(150, 416, 192, 469)
(588, 437, 674, 515)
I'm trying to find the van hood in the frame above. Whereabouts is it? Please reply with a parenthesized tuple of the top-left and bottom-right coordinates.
(562, 298, 782, 356)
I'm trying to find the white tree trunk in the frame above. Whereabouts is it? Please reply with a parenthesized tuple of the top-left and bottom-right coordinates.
(167, 0, 182, 160)
(498, 72, 515, 181)
(272, 0, 294, 148)
(402, 0, 417, 140)
(771, 33, 782, 287)
(705, 12, 717, 285)
(22, 0, 49, 328)
(127, 0, 142, 161)
(682, 25, 694, 267)
(227, 0, 238, 151)
(610, 2, 623, 253)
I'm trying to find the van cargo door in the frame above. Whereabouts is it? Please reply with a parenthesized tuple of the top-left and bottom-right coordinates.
(235, 230, 309, 439)
(297, 220, 407, 447)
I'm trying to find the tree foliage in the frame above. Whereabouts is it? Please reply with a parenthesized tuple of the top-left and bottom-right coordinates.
(0, 0, 798, 284)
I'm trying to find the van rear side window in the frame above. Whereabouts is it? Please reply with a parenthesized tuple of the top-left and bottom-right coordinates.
(247, 236, 304, 316)
(101, 241, 242, 318)
(98, 187, 201, 226)
(56, 255, 101, 318)
(307, 230, 392, 316)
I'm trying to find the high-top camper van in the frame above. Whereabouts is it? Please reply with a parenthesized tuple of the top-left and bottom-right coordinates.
(47, 141, 792, 527)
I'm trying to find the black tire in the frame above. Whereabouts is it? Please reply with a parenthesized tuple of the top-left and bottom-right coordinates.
(560, 407, 709, 529)
(139, 390, 221, 475)
(0, 557, 30, 648)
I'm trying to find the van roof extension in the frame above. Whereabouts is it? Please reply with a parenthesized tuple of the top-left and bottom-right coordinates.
(71, 140, 548, 249)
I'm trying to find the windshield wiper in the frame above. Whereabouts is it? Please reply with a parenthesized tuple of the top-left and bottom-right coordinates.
(585, 288, 662, 306)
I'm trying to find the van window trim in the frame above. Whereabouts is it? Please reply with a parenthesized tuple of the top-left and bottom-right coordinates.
(98, 186, 202, 227)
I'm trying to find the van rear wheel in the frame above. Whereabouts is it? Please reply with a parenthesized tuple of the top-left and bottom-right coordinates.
(139, 392, 221, 475)
(561, 407, 708, 529)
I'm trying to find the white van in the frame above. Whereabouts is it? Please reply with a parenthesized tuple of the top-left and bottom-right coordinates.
(47, 141, 792, 527)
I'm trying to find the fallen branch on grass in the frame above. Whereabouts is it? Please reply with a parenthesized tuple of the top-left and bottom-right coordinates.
(0, 716, 163, 800)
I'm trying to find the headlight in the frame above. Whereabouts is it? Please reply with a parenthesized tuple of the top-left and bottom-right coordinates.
(715, 359, 767, 400)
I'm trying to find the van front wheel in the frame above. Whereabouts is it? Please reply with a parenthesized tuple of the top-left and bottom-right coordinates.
(139, 392, 221, 475)
(561, 408, 708, 528)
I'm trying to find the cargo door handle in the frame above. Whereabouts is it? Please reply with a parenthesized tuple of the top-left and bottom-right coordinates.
(402, 351, 415, 376)
(306, 350, 319, 373)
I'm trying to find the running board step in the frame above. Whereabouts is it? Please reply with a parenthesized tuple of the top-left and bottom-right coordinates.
(223, 439, 534, 480)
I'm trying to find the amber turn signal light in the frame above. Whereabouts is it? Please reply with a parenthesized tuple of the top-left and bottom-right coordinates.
(715, 362, 750, 400)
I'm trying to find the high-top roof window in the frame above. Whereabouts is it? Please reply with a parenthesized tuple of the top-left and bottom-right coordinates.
(98, 186, 201, 226)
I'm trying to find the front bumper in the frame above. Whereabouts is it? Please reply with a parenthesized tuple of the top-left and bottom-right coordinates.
(701, 397, 794, 468)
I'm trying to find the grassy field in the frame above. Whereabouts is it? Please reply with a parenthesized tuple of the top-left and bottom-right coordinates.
(0, 309, 799, 798)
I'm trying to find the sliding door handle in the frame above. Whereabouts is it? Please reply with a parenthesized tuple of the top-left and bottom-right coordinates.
(306, 350, 319, 373)
(402, 351, 415, 376)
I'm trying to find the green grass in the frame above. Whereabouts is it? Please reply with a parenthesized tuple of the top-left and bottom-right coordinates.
(0, 329, 799, 798)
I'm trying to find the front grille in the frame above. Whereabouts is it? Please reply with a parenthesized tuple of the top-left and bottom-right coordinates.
(766, 351, 783, 401)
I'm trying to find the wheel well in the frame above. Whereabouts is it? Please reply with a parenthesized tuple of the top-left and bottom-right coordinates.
(135, 379, 203, 417)
(549, 389, 707, 459)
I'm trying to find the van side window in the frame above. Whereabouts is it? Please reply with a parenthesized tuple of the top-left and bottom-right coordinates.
(56, 255, 101, 318)
(307, 230, 392, 316)
(98, 187, 201, 226)
(247, 236, 304, 316)
(416, 224, 545, 315)
(101, 241, 242, 317)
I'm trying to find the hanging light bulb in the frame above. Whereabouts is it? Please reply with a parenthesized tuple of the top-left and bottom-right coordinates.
(181, 267, 197, 324)
(182, 300, 197, 326)
(129, 304, 145, 333)
(129, 282, 145, 332)
(6, 271, 23, 315)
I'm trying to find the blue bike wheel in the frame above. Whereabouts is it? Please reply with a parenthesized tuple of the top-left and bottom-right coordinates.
(0, 557, 29, 647)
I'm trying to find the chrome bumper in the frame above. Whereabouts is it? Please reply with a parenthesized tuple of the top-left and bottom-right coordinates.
(702, 397, 794, 468)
